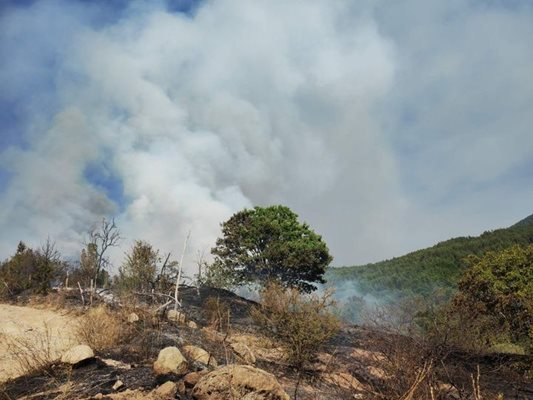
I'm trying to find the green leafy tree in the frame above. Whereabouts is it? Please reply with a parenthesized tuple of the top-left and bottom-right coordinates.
(34, 238, 64, 294)
(209, 205, 332, 293)
(119, 240, 159, 292)
(452, 244, 533, 351)
(0, 242, 36, 298)
(79, 242, 98, 286)
(0, 240, 64, 298)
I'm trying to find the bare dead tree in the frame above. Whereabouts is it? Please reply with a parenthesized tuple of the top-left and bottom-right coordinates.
(194, 249, 207, 291)
(39, 237, 61, 265)
(152, 252, 176, 293)
(86, 218, 121, 286)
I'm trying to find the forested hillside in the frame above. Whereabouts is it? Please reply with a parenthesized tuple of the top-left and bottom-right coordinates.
(327, 214, 533, 299)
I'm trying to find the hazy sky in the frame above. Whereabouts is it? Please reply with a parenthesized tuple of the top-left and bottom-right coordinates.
(1, 0, 532, 271)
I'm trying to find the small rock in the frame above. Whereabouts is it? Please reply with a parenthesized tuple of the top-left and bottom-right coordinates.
(182, 345, 217, 367)
(177, 380, 186, 395)
(231, 342, 256, 364)
(100, 358, 132, 369)
(187, 320, 198, 329)
(192, 364, 290, 400)
(154, 346, 188, 375)
(154, 381, 177, 399)
(167, 309, 186, 324)
(61, 345, 94, 365)
(94, 394, 103, 399)
(112, 380, 124, 391)
(366, 365, 389, 380)
(128, 312, 140, 323)
(322, 372, 364, 391)
(103, 389, 144, 399)
(184, 370, 208, 387)
(438, 382, 460, 399)
(201, 326, 225, 342)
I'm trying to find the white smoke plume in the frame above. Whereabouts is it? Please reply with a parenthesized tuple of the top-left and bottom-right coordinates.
(2, 0, 532, 274)
(0, 0, 401, 271)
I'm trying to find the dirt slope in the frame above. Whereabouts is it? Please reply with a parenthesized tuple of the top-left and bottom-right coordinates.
(0, 303, 80, 383)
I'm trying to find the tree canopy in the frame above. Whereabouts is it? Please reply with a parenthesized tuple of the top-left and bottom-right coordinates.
(0, 240, 64, 298)
(209, 205, 332, 293)
(452, 244, 533, 350)
(117, 240, 177, 293)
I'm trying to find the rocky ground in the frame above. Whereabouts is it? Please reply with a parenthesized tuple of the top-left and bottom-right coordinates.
(0, 287, 532, 399)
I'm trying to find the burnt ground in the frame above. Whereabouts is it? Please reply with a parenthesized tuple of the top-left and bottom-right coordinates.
(1, 287, 532, 400)
(176, 285, 259, 327)
(329, 326, 533, 400)
(0, 286, 259, 400)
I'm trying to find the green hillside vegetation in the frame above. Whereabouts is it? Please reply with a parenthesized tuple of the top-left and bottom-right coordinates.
(327, 215, 533, 300)
(513, 213, 533, 227)
(415, 243, 533, 355)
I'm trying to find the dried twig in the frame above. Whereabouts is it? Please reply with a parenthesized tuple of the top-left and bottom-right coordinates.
(399, 360, 432, 400)
(471, 365, 482, 400)
(174, 231, 191, 311)
(77, 282, 85, 307)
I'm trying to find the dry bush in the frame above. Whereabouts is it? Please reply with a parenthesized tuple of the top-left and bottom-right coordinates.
(360, 303, 508, 400)
(363, 333, 499, 400)
(75, 305, 127, 351)
(364, 306, 445, 399)
(75, 304, 167, 362)
(251, 283, 341, 368)
(204, 296, 231, 333)
(366, 333, 439, 399)
(44, 291, 68, 309)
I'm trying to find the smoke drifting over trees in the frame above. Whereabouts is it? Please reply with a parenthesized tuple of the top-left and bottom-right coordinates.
(1, 0, 533, 271)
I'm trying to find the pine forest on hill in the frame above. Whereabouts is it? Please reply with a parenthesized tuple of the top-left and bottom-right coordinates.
(327, 214, 533, 300)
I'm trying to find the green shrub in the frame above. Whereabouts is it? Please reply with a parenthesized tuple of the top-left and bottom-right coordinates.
(420, 245, 533, 354)
(453, 244, 533, 352)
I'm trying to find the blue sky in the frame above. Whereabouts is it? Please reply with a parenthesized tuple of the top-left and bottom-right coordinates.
(0, 0, 532, 268)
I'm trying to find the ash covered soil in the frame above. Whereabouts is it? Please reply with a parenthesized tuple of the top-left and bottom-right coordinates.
(0, 286, 532, 400)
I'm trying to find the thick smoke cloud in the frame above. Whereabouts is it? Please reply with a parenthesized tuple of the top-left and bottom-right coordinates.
(0, 0, 400, 269)
(1, 0, 532, 272)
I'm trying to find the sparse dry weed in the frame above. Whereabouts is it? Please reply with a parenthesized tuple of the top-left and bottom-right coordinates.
(0, 322, 63, 376)
(204, 296, 231, 333)
(358, 304, 509, 400)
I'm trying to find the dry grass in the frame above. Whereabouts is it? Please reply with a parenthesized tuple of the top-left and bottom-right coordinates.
(75, 304, 168, 362)
(75, 305, 126, 351)
(204, 296, 231, 333)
